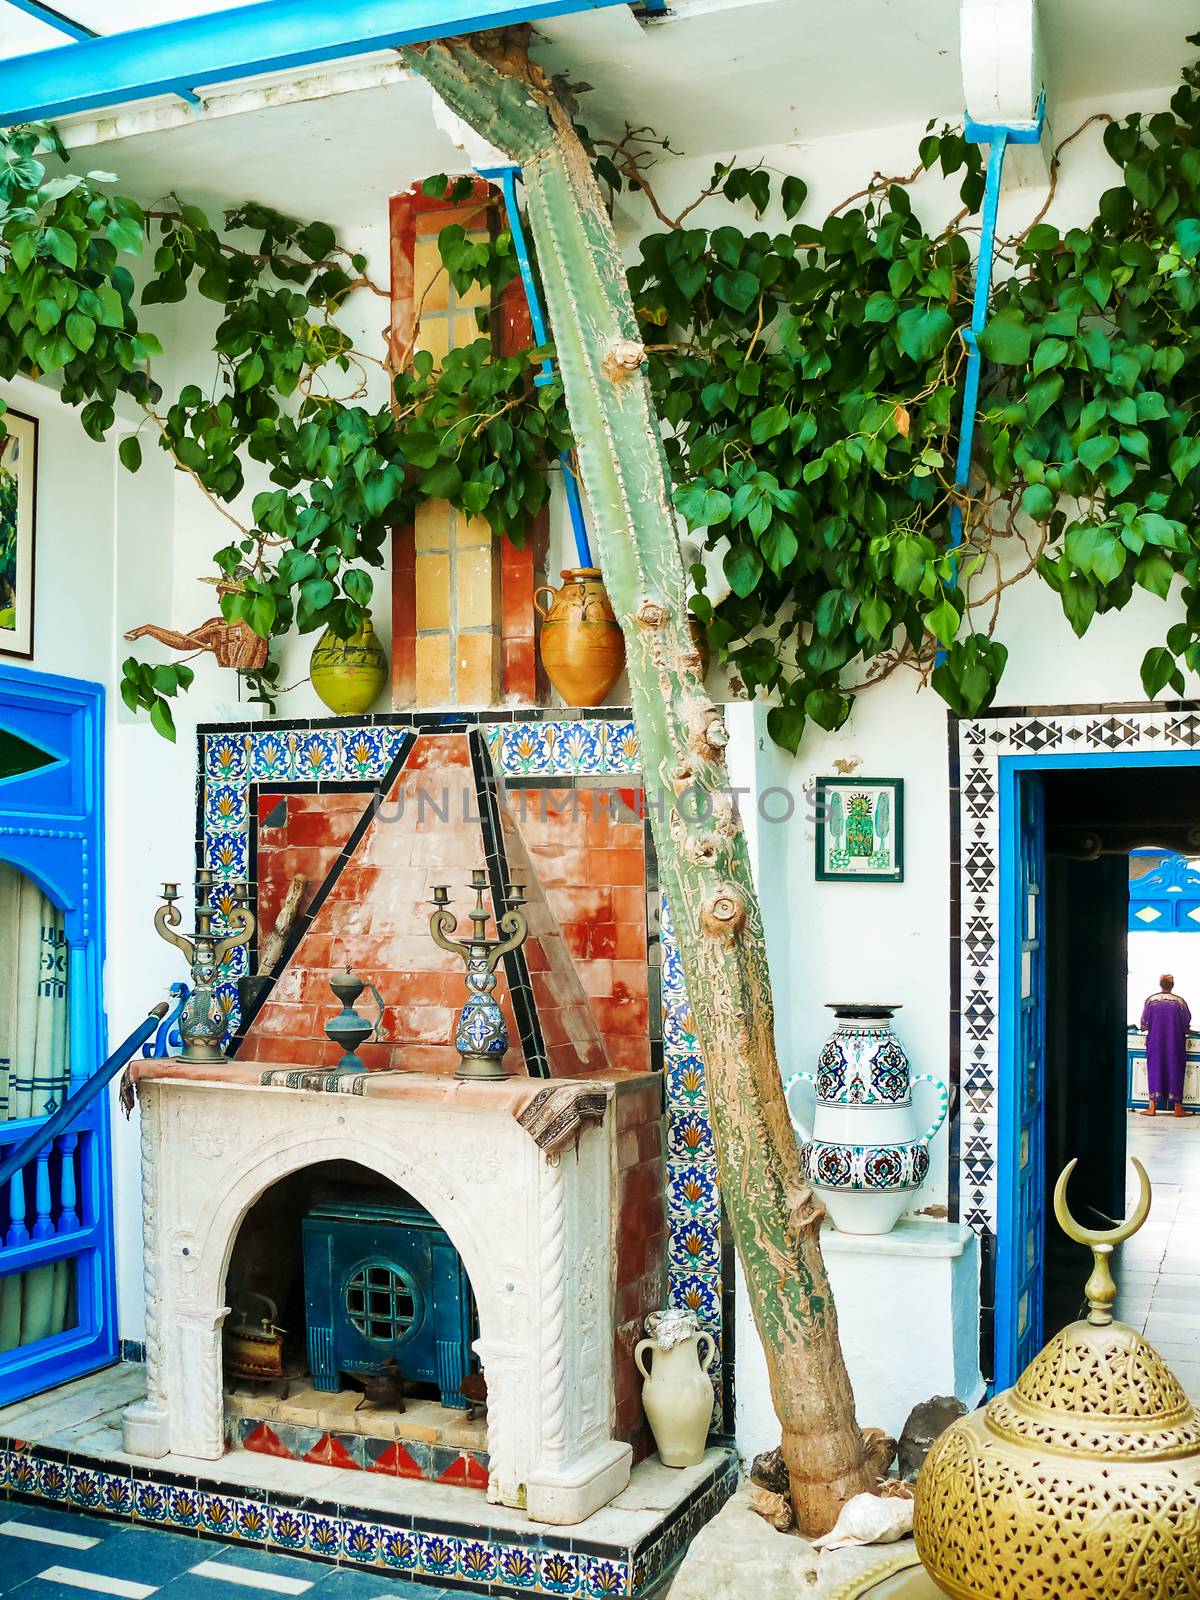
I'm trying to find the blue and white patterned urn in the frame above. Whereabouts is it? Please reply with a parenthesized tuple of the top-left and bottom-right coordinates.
(784, 1003, 948, 1235)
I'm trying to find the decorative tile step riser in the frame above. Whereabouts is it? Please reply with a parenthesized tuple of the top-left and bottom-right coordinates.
(227, 1417, 489, 1489)
(0, 1439, 738, 1599)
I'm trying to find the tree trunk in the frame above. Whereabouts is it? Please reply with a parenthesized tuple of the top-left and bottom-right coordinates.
(402, 39, 876, 1535)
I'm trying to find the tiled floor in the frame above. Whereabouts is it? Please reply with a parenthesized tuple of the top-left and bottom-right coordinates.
(1117, 1111, 1200, 1400)
(0, 1502, 448, 1599)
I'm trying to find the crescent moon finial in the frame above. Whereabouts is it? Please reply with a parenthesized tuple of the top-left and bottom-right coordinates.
(1053, 1158, 1152, 1326)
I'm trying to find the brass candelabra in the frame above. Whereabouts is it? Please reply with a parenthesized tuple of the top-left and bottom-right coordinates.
(429, 868, 528, 1080)
(154, 869, 255, 1063)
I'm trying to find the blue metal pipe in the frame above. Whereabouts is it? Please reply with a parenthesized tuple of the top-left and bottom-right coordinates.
(2, 0, 94, 41)
(0, 999, 168, 1192)
(0, 0, 633, 126)
(949, 94, 1046, 557)
(478, 159, 594, 567)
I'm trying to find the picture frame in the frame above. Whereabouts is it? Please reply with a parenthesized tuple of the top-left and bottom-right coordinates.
(0, 409, 37, 660)
(814, 776, 904, 883)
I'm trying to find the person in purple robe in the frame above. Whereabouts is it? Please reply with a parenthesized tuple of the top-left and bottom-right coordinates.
(1140, 973, 1192, 1116)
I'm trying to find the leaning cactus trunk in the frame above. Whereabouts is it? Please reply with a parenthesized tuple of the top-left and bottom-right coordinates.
(402, 40, 875, 1535)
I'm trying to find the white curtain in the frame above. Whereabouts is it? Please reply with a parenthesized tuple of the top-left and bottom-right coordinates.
(0, 862, 72, 1350)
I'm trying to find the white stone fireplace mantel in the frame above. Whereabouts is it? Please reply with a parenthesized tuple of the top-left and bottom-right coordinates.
(121, 1063, 632, 1525)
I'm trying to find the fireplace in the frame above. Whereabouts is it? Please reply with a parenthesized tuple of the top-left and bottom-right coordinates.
(122, 1062, 660, 1526)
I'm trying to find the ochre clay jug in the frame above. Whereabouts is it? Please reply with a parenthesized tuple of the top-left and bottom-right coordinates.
(634, 1309, 715, 1467)
(534, 567, 625, 706)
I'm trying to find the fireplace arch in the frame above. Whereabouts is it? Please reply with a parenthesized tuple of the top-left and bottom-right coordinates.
(122, 1070, 633, 1524)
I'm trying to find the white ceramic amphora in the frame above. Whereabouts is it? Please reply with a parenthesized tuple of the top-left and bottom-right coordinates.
(784, 1002, 949, 1236)
(634, 1309, 715, 1468)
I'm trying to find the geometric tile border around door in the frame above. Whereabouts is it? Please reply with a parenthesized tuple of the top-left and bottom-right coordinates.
(195, 709, 728, 1428)
(0, 1434, 738, 1599)
(951, 701, 1200, 1237)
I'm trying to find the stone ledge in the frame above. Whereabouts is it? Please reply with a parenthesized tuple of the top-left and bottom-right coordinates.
(822, 1219, 975, 1260)
(668, 1484, 919, 1600)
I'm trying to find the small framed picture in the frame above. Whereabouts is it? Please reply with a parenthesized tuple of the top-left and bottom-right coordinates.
(0, 409, 37, 660)
(815, 776, 904, 883)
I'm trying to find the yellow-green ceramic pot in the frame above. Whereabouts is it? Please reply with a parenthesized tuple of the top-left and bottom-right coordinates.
(309, 616, 387, 715)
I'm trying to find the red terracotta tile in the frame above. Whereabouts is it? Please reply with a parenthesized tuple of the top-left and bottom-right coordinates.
(613, 921, 648, 961)
(303, 1433, 359, 1470)
(437, 1452, 489, 1490)
(613, 886, 647, 923)
(243, 1422, 292, 1458)
(587, 924, 618, 960)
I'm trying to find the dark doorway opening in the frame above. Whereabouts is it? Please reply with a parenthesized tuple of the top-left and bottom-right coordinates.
(1042, 764, 1200, 1341)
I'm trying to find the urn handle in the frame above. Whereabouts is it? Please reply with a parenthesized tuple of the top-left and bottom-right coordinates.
(782, 1071, 817, 1144)
(533, 584, 558, 620)
(911, 1073, 949, 1145)
(697, 1331, 715, 1373)
(633, 1337, 654, 1382)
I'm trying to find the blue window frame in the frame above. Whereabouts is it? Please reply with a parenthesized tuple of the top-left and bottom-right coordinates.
(0, 662, 113, 1403)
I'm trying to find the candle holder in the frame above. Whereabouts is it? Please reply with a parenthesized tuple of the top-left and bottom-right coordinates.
(154, 870, 256, 1063)
(429, 868, 528, 1080)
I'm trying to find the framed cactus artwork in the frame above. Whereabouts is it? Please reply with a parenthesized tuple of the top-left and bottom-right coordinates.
(0, 410, 37, 660)
(814, 777, 904, 883)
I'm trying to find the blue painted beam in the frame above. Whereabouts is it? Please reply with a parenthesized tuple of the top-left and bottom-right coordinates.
(0, 0, 633, 126)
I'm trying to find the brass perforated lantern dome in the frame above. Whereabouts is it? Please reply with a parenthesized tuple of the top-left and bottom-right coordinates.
(914, 1160, 1200, 1600)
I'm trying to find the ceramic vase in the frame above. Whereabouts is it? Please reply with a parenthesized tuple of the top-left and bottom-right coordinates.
(634, 1309, 715, 1468)
(534, 568, 625, 706)
(784, 1003, 948, 1236)
(309, 615, 387, 715)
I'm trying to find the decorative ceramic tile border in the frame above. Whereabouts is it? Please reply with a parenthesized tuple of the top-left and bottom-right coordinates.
(0, 1438, 738, 1599)
(195, 711, 725, 1415)
(952, 705, 1200, 1235)
(227, 1415, 490, 1489)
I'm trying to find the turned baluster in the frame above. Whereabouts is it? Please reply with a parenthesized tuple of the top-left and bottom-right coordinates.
(31, 1148, 54, 1240)
(57, 1132, 79, 1232)
(6, 1165, 29, 1246)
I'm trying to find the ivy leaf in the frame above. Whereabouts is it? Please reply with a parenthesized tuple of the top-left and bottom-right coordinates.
(1135, 553, 1175, 599)
(674, 484, 731, 526)
(863, 292, 896, 324)
(1141, 645, 1182, 699)
(724, 543, 763, 597)
(344, 569, 373, 606)
(760, 522, 798, 575)
(766, 705, 805, 754)
(1168, 435, 1200, 485)
(65, 310, 96, 351)
(1032, 337, 1068, 375)
(977, 311, 1031, 366)
(713, 270, 759, 313)
(892, 539, 926, 595)
(149, 699, 176, 742)
(41, 225, 77, 269)
(804, 687, 850, 731)
(118, 435, 142, 473)
(106, 216, 143, 255)
(237, 352, 264, 391)
(925, 594, 960, 646)
(1021, 483, 1055, 520)
(750, 403, 789, 444)
(1078, 434, 1119, 473)
(781, 176, 807, 219)
(895, 305, 954, 363)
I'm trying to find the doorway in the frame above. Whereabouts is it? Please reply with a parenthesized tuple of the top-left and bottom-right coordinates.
(996, 752, 1200, 1389)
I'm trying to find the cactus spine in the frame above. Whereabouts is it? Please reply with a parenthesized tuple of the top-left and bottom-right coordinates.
(402, 40, 875, 1534)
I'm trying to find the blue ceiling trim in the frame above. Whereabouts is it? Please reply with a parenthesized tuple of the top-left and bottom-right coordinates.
(0, 0, 633, 125)
(1, 0, 95, 42)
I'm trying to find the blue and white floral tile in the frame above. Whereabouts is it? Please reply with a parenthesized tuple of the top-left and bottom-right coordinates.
(540, 1549, 582, 1594)
(666, 1109, 715, 1162)
(668, 1216, 721, 1273)
(417, 1530, 461, 1579)
(200, 1492, 240, 1537)
(268, 1505, 312, 1551)
(377, 1526, 419, 1571)
(132, 1477, 172, 1525)
(206, 782, 248, 834)
(207, 832, 248, 881)
(296, 730, 339, 782)
(34, 1456, 68, 1502)
(496, 1544, 540, 1590)
(205, 732, 251, 783)
(342, 726, 388, 781)
(340, 1520, 380, 1564)
(305, 1515, 343, 1560)
(666, 1055, 707, 1108)
(168, 1484, 203, 1528)
(232, 1498, 271, 1543)
(584, 1556, 629, 1597)
(487, 718, 640, 777)
(669, 1270, 722, 1327)
(458, 1540, 498, 1583)
(67, 1463, 103, 1511)
(667, 1161, 719, 1219)
(101, 1471, 133, 1517)
(250, 730, 295, 782)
